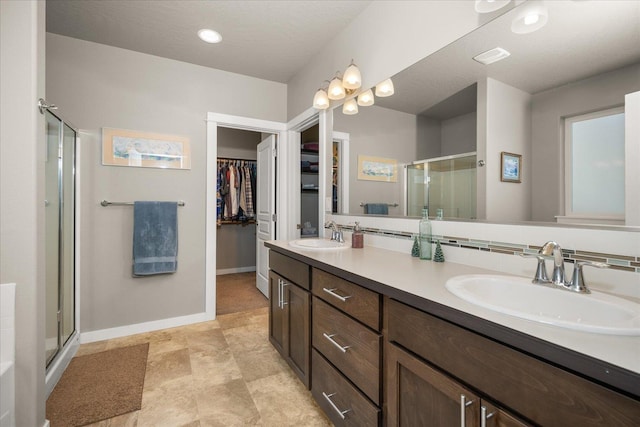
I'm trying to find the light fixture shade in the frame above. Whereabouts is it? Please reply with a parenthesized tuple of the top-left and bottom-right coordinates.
(328, 77, 346, 100)
(474, 0, 511, 14)
(197, 29, 222, 43)
(313, 88, 330, 110)
(375, 79, 394, 97)
(511, 0, 548, 34)
(342, 62, 362, 90)
(342, 98, 358, 115)
(357, 89, 375, 106)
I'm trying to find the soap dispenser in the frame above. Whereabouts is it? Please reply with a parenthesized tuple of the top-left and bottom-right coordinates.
(352, 221, 364, 248)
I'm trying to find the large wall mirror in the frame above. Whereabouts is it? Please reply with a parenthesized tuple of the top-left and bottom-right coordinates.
(332, 0, 639, 227)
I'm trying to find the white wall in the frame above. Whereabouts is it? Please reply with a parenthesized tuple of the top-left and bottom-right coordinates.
(333, 105, 418, 215)
(482, 78, 532, 222)
(0, 2, 47, 426)
(287, 1, 491, 120)
(46, 34, 286, 334)
(625, 91, 640, 226)
(530, 64, 640, 222)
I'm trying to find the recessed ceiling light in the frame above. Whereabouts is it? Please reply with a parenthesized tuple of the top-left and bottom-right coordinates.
(198, 29, 222, 44)
(473, 47, 511, 65)
(511, 0, 548, 34)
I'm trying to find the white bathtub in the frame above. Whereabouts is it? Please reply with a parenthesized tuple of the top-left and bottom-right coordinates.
(0, 283, 15, 427)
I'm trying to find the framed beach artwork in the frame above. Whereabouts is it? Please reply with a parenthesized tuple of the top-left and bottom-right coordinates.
(500, 151, 521, 183)
(102, 128, 191, 170)
(357, 155, 398, 182)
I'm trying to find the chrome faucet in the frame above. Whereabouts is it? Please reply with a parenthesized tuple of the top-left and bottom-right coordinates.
(324, 220, 344, 243)
(520, 241, 609, 294)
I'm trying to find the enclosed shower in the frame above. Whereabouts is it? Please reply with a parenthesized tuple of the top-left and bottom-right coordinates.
(406, 152, 477, 219)
(42, 100, 77, 373)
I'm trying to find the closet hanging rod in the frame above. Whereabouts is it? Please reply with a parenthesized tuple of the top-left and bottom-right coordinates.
(100, 200, 186, 207)
(217, 157, 256, 162)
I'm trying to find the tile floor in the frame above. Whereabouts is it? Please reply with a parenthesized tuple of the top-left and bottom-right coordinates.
(79, 307, 331, 426)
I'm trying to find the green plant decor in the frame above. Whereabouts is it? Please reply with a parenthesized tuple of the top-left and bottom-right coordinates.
(434, 240, 445, 262)
(411, 235, 420, 257)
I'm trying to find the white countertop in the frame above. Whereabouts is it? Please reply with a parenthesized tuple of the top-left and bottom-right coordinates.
(267, 241, 640, 382)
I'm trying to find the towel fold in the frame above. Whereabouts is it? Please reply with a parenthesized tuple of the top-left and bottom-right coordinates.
(364, 203, 389, 215)
(133, 201, 178, 276)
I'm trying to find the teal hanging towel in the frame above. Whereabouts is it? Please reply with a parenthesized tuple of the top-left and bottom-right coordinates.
(133, 201, 178, 276)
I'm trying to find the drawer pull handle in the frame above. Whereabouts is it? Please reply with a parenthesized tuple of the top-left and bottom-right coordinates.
(322, 392, 351, 419)
(460, 394, 474, 427)
(481, 405, 495, 427)
(323, 333, 351, 353)
(322, 287, 352, 302)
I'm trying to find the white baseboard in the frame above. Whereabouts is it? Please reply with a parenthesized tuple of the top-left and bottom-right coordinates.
(216, 266, 256, 275)
(43, 420, 50, 427)
(79, 311, 214, 344)
(45, 332, 80, 398)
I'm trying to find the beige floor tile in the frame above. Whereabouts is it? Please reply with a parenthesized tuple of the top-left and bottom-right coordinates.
(217, 307, 269, 330)
(195, 378, 262, 426)
(169, 319, 220, 334)
(222, 321, 270, 355)
(106, 411, 139, 427)
(137, 376, 199, 427)
(189, 344, 243, 388)
(231, 342, 290, 383)
(184, 327, 228, 349)
(247, 372, 332, 427)
(147, 333, 189, 357)
(75, 340, 109, 357)
(144, 348, 192, 391)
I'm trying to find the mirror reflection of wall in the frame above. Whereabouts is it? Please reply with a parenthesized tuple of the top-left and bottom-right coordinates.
(332, 0, 640, 227)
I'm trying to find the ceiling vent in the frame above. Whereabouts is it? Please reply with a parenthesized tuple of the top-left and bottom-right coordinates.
(473, 47, 511, 65)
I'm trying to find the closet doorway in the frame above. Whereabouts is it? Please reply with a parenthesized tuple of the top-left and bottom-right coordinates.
(215, 127, 273, 313)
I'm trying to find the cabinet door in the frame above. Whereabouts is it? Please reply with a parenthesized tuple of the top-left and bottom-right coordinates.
(285, 282, 311, 388)
(481, 401, 530, 427)
(268, 271, 285, 355)
(386, 342, 480, 427)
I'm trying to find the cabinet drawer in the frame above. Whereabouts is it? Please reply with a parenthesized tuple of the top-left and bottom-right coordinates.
(313, 297, 381, 404)
(312, 349, 380, 427)
(312, 268, 380, 330)
(269, 251, 310, 290)
(386, 298, 640, 427)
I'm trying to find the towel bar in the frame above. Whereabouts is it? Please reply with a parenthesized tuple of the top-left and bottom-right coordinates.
(101, 200, 185, 207)
(359, 202, 398, 207)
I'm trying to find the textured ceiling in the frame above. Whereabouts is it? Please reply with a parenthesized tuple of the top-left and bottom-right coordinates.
(46, 0, 371, 83)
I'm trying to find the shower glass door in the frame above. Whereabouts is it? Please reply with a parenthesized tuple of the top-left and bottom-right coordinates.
(45, 110, 76, 367)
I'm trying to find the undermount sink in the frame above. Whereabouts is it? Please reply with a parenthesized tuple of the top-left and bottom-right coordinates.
(445, 275, 640, 336)
(289, 238, 350, 250)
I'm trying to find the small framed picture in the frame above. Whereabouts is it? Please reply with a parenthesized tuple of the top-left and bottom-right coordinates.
(500, 152, 521, 183)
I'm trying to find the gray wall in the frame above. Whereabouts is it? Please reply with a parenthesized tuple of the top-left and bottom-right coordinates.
(441, 112, 477, 156)
(0, 2, 47, 426)
(46, 34, 286, 333)
(334, 105, 418, 215)
(483, 78, 532, 223)
(217, 127, 260, 272)
(530, 64, 640, 222)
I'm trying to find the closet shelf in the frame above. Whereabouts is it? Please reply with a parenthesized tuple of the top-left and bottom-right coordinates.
(217, 219, 256, 227)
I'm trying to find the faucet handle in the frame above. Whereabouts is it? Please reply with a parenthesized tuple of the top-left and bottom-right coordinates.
(519, 253, 552, 283)
(568, 261, 609, 294)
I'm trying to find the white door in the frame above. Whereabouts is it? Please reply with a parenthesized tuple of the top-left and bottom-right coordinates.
(256, 135, 276, 297)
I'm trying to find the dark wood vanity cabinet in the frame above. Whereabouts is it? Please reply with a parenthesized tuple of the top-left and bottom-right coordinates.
(268, 252, 311, 388)
(310, 267, 382, 426)
(385, 297, 640, 427)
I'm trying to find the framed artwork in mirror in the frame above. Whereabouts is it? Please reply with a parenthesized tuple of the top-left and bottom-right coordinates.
(357, 155, 398, 182)
(500, 152, 521, 183)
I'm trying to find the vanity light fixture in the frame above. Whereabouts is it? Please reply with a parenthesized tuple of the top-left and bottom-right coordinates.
(375, 79, 395, 97)
(327, 74, 346, 100)
(474, 0, 511, 14)
(357, 89, 375, 106)
(342, 60, 362, 90)
(511, 0, 548, 34)
(473, 47, 511, 65)
(313, 88, 330, 110)
(343, 98, 358, 115)
(197, 28, 222, 44)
